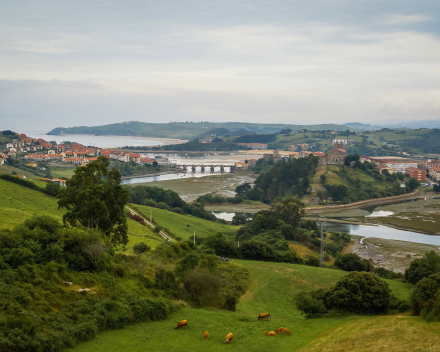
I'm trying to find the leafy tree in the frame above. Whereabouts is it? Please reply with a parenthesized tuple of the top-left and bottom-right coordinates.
(231, 214, 247, 225)
(152, 160, 158, 167)
(434, 184, 440, 192)
(203, 233, 237, 257)
(238, 239, 276, 261)
(279, 128, 292, 134)
(406, 177, 420, 191)
(334, 253, 373, 272)
(270, 198, 305, 227)
(325, 272, 391, 314)
(410, 273, 440, 316)
(405, 250, 440, 284)
(57, 156, 129, 247)
(235, 183, 252, 196)
(44, 182, 60, 196)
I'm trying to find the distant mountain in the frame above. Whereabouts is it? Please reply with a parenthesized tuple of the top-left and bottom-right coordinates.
(344, 120, 440, 130)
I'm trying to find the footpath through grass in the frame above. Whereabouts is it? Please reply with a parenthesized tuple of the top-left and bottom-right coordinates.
(130, 204, 240, 241)
(70, 260, 416, 352)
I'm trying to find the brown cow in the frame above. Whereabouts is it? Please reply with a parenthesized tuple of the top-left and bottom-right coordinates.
(258, 313, 271, 320)
(174, 320, 188, 329)
(264, 330, 277, 336)
(204, 331, 210, 339)
(274, 327, 284, 333)
(225, 333, 233, 344)
(282, 328, 292, 335)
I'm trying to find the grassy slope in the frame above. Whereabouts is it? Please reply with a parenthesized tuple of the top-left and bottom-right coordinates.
(130, 204, 240, 241)
(50, 166, 76, 179)
(71, 260, 417, 352)
(0, 179, 65, 228)
(0, 165, 40, 179)
(0, 179, 165, 249)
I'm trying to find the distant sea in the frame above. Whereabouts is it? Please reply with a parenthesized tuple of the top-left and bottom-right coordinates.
(15, 128, 164, 148)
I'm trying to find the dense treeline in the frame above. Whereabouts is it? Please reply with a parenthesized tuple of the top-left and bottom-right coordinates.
(394, 129, 440, 154)
(233, 133, 277, 144)
(0, 216, 250, 351)
(254, 155, 319, 203)
(110, 160, 162, 176)
(125, 185, 218, 221)
(123, 139, 251, 152)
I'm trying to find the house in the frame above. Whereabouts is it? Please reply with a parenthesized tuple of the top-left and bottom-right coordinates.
(61, 151, 76, 158)
(333, 139, 347, 145)
(299, 151, 312, 158)
(25, 154, 48, 162)
(234, 161, 248, 170)
(429, 167, 440, 182)
(288, 145, 296, 151)
(0, 158, 4, 166)
(347, 140, 356, 146)
(51, 178, 67, 187)
(45, 154, 64, 161)
(237, 143, 268, 150)
(27, 163, 38, 168)
(331, 131, 338, 135)
(406, 167, 426, 181)
(17, 175, 27, 179)
(312, 151, 325, 159)
(288, 152, 299, 159)
(62, 157, 85, 164)
(385, 161, 418, 173)
(247, 159, 257, 168)
(297, 143, 309, 150)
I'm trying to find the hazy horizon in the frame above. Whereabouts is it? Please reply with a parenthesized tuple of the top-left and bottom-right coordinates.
(1, 1, 439, 131)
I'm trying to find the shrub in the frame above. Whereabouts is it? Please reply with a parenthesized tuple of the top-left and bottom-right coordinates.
(405, 250, 440, 285)
(133, 242, 151, 255)
(334, 253, 373, 272)
(183, 268, 221, 305)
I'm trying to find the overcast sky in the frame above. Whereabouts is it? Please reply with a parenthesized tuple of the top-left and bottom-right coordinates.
(1, 0, 439, 131)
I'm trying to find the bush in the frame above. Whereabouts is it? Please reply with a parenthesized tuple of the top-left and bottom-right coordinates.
(133, 242, 151, 255)
(295, 272, 394, 317)
(334, 253, 373, 272)
(183, 268, 221, 305)
(405, 250, 440, 285)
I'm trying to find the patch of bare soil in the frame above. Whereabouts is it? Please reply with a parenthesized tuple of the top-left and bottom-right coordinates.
(348, 235, 440, 273)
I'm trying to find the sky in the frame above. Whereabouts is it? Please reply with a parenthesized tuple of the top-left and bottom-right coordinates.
(0, 0, 439, 131)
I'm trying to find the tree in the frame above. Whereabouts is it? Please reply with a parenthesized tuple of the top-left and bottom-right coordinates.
(235, 183, 251, 196)
(152, 160, 158, 167)
(231, 214, 247, 225)
(405, 250, 440, 284)
(410, 273, 440, 316)
(133, 242, 151, 255)
(57, 156, 129, 247)
(45, 182, 60, 196)
(334, 253, 373, 272)
(270, 198, 305, 227)
(325, 272, 391, 314)
(407, 177, 420, 191)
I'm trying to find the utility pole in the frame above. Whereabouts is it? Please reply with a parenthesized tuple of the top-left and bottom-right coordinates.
(320, 220, 325, 268)
(150, 208, 152, 223)
(193, 230, 196, 246)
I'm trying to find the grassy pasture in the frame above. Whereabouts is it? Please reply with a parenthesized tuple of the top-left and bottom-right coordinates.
(71, 260, 415, 352)
(130, 204, 240, 241)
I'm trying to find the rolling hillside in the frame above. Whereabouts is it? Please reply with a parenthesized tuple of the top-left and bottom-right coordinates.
(47, 121, 352, 140)
(69, 260, 429, 352)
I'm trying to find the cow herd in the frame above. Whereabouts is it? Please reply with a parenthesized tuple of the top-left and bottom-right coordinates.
(174, 312, 291, 344)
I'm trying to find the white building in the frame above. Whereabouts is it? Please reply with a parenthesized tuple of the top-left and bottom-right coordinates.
(385, 161, 418, 173)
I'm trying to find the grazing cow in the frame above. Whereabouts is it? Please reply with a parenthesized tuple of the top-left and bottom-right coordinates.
(282, 328, 292, 335)
(258, 313, 271, 321)
(264, 330, 277, 336)
(225, 333, 233, 344)
(274, 327, 284, 333)
(174, 320, 188, 329)
(204, 331, 210, 339)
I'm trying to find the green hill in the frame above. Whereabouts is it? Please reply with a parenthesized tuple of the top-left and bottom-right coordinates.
(69, 260, 426, 352)
(47, 122, 353, 140)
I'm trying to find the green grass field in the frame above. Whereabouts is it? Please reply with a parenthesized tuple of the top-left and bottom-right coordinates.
(70, 260, 424, 352)
(50, 166, 76, 179)
(130, 204, 240, 241)
(0, 165, 40, 179)
(0, 179, 66, 228)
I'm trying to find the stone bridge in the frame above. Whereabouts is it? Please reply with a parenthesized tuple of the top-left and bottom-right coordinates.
(172, 163, 236, 173)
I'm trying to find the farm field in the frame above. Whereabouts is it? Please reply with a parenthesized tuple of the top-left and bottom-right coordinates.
(130, 204, 240, 241)
(0, 165, 39, 179)
(50, 166, 76, 179)
(70, 260, 425, 352)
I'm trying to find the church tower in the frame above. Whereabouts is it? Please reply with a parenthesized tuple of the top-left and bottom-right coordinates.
(333, 141, 344, 150)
